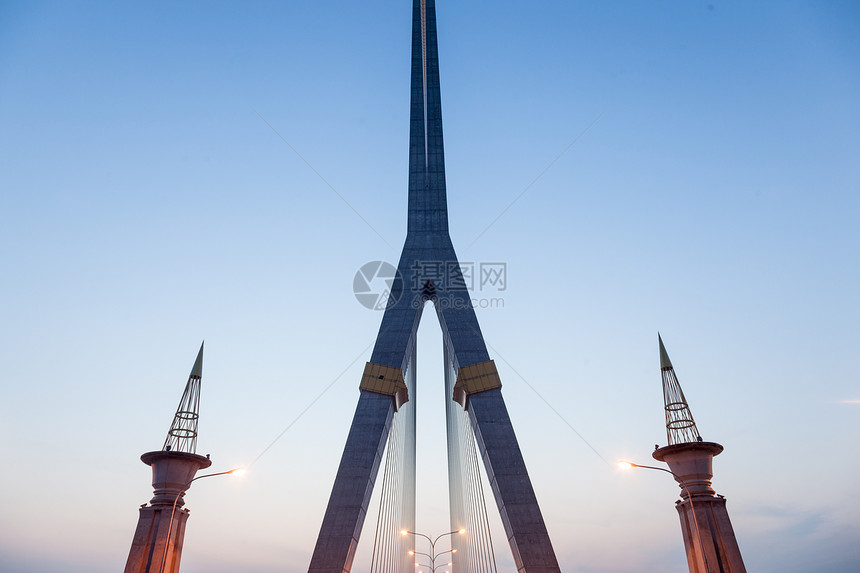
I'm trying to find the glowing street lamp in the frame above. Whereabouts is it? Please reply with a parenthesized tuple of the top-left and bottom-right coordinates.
(618, 460, 710, 572)
(159, 467, 245, 573)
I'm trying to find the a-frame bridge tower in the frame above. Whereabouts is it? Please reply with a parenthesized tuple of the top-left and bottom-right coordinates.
(308, 2, 561, 572)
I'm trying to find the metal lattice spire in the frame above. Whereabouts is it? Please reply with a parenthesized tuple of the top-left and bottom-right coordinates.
(659, 334, 702, 445)
(162, 342, 204, 454)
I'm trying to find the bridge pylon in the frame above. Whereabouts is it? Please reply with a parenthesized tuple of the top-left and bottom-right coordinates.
(307, 3, 561, 573)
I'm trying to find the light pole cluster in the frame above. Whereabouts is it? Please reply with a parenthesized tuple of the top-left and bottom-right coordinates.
(400, 528, 466, 573)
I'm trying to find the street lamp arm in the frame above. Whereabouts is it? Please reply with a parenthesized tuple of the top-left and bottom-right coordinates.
(410, 549, 433, 560)
(189, 467, 245, 485)
(435, 548, 457, 559)
(159, 467, 244, 573)
(401, 529, 433, 546)
(620, 460, 677, 478)
(433, 529, 465, 546)
(619, 459, 709, 572)
(620, 461, 699, 501)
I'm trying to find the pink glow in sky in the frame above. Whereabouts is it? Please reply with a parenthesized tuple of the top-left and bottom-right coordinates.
(1, 2, 858, 572)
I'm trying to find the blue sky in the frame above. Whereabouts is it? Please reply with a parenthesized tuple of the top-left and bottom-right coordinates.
(1, 1, 858, 572)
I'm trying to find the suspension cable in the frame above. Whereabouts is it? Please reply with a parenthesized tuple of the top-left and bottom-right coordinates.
(370, 353, 416, 573)
(444, 348, 498, 573)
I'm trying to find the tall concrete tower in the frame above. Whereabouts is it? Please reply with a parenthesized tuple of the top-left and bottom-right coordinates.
(652, 335, 747, 573)
(124, 343, 212, 573)
(307, 2, 560, 572)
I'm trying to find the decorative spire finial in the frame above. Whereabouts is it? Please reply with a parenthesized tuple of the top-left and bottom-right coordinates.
(658, 332, 673, 370)
(658, 334, 701, 445)
(162, 341, 204, 453)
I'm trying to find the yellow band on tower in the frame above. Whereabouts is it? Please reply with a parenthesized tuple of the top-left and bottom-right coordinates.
(359, 362, 407, 396)
(453, 360, 501, 407)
